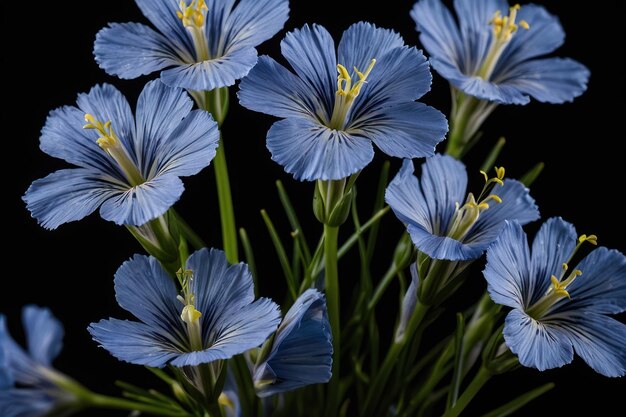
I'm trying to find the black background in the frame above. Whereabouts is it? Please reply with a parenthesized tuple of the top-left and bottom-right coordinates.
(2, 1, 625, 416)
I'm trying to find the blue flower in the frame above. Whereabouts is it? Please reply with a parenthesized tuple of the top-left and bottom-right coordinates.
(89, 248, 281, 368)
(484, 218, 626, 377)
(24, 80, 219, 229)
(0, 306, 77, 417)
(411, 0, 589, 105)
(386, 155, 539, 261)
(253, 289, 333, 397)
(94, 0, 289, 91)
(238, 22, 448, 181)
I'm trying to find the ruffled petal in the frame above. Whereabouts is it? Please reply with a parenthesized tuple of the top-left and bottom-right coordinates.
(134, 0, 195, 61)
(353, 102, 447, 159)
(23, 169, 116, 230)
(411, 0, 463, 70)
(89, 318, 181, 368)
(503, 309, 573, 371)
(94, 22, 183, 80)
(160, 46, 258, 90)
(238, 56, 321, 120)
(0, 317, 41, 386)
(22, 306, 64, 366)
(494, 5, 565, 73)
(442, 68, 531, 104)
(564, 248, 626, 315)
(386, 159, 431, 227)
(337, 22, 404, 81)
(223, 0, 289, 50)
(114, 254, 186, 343)
(99, 174, 184, 226)
(467, 179, 539, 248)
(266, 118, 374, 181)
(170, 298, 280, 366)
(529, 217, 577, 305)
(134, 80, 194, 174)
(554, 311, 626, 377)
(281, 25, 337, 120)
(484, 220, 531, 310)
(254, 289, 332, 397)
(499, 57, 590, 104)
(407, 224, 484, 261)
(351, 46, 433, 119)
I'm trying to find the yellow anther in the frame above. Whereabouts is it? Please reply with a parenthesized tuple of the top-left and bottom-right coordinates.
(336, 59, 376, 98)
(485, 194, 502, 204)
(84, 113, 119, 150)
(495, 166, 505, 180)
(562, 263, 568, 271)
(218, 393, 235, 408)
(177, 0, 208, 28)
(480, 170, 489, 183)
(579, 234, 598, 245)
(519, 20, 530, 30)
(181, 304, 202, 324)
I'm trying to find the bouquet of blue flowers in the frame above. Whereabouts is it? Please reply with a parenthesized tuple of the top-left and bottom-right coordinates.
(3, 1, 624, 416)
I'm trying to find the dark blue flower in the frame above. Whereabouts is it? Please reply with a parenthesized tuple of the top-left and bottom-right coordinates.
(89, 248, 281, 368)
(94, 0, 289, 91)
(254, 289, 332, 397)
(24, 80, 219, 229)
(0, 306, 76, 417)
(238, 22, 448, 181)
(484, 218, 626, 377)
(411, 0, 589, 104)
(385, 155, 539, 261)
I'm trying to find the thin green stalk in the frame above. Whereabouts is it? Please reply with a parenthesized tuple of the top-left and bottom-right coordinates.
(446, 313, 466, 411)
(85, 393, 186, 416)
(479, 383, 555, 417)
(239, 228, 258, 293)
(172, 209, 207, 249)
(441, 367, 492, 417)
(366, 161, 391, 261)
(261, 209, 297, 300)
(367, 261, 402, 312)
(196, 88, 238, 264)
(324, 224, 341, 417)
(480, 137, 506, 172)
(277, 180, 312, 264)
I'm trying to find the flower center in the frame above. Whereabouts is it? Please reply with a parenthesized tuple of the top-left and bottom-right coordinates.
(177, 0, 210, 61)
(527, 234, 598, 318)
(177, 268, 204, 351)
(477, 4, 530, 80)
(329, 59, 376, 130)
(446, 166, 505, 241)
(83, 114, 144, 186)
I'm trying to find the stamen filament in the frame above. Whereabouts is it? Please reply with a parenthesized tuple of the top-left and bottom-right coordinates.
(329, 59, 376, 129)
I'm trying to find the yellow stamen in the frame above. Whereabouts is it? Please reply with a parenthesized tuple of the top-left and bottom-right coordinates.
(181, 304, 202, 324)
(579, 234, 598, 245)
(329, 59, 377, 129)
(218, 393, 235, 409)
(177, 0, 210, 61)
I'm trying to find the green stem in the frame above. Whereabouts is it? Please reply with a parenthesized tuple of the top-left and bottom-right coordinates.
(86, 393, 186, 416)
(441, 367, 491, 417)
(324, 224, 341, 417)
(367, 261, 402, 312)
(196, 88, 238, 264)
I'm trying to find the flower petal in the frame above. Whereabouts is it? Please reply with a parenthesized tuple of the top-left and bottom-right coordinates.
(0, 317, 44, 386)
(114, 254, 186, 344)
(468, 179, 540, 249)
(134, 0, 194, 61)
(160, 46, 258, 90)
(134, 80, 194, 173)
(254, 289, 332, 397)
(22, 306, 63, 367)
(528, 217, 577, 305)
(565, 247, 626, 315)
(503, 309, 573, 371)
(170, 298, 280, 367)
(266, 118, 374, 181)
(396, 263, 420, 341)
(223, 0, 289, 50)
(281, 24, 337, 120)
(0, 389, 55, 417)
(407, 224, 483, 261)
(411, 0, 463, 70)
(99, 174, 184, 226)
(499, 57, 590, 104)
(484, 220, 531, 310)
(94, 22, 183, 80)
(23, 169, 116, 230)
(337, 22, 404, 81)
(0, 345, 11, 389)
(237, 56, 320, 120)
(494, 5, 565, 73)
(89, 318, 180, 368)
(555, 311, 626, 377)
(386, 159, 430, 227)
(354, 102, 447, 159)
(443, 70, 531, 104)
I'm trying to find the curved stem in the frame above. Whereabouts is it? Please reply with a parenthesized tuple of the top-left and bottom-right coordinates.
(441, 367, 491, 417)
(324, 224, 341, 417)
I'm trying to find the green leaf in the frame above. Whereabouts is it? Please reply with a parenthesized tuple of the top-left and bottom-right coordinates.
(260, 209, 297, 300)
(239, 227, 258, 295)
(446, 313, 466, 410)
(276, 180, 312, 264)
(480, 137, 506, 173)
(519, 162, 545, 187)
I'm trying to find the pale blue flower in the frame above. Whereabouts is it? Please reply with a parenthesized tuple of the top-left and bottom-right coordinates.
(0, 306, 76, 417)
(238, 22, 448, 181)
(485, 218, 626, 377)
(95, 0, 289, 91)
(385, 155, 539, 261)
(24, 80, 219, 229)
(89, 248, 281, 368)
(254, 289, 332, 397)
(411, 0, 589, 104)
